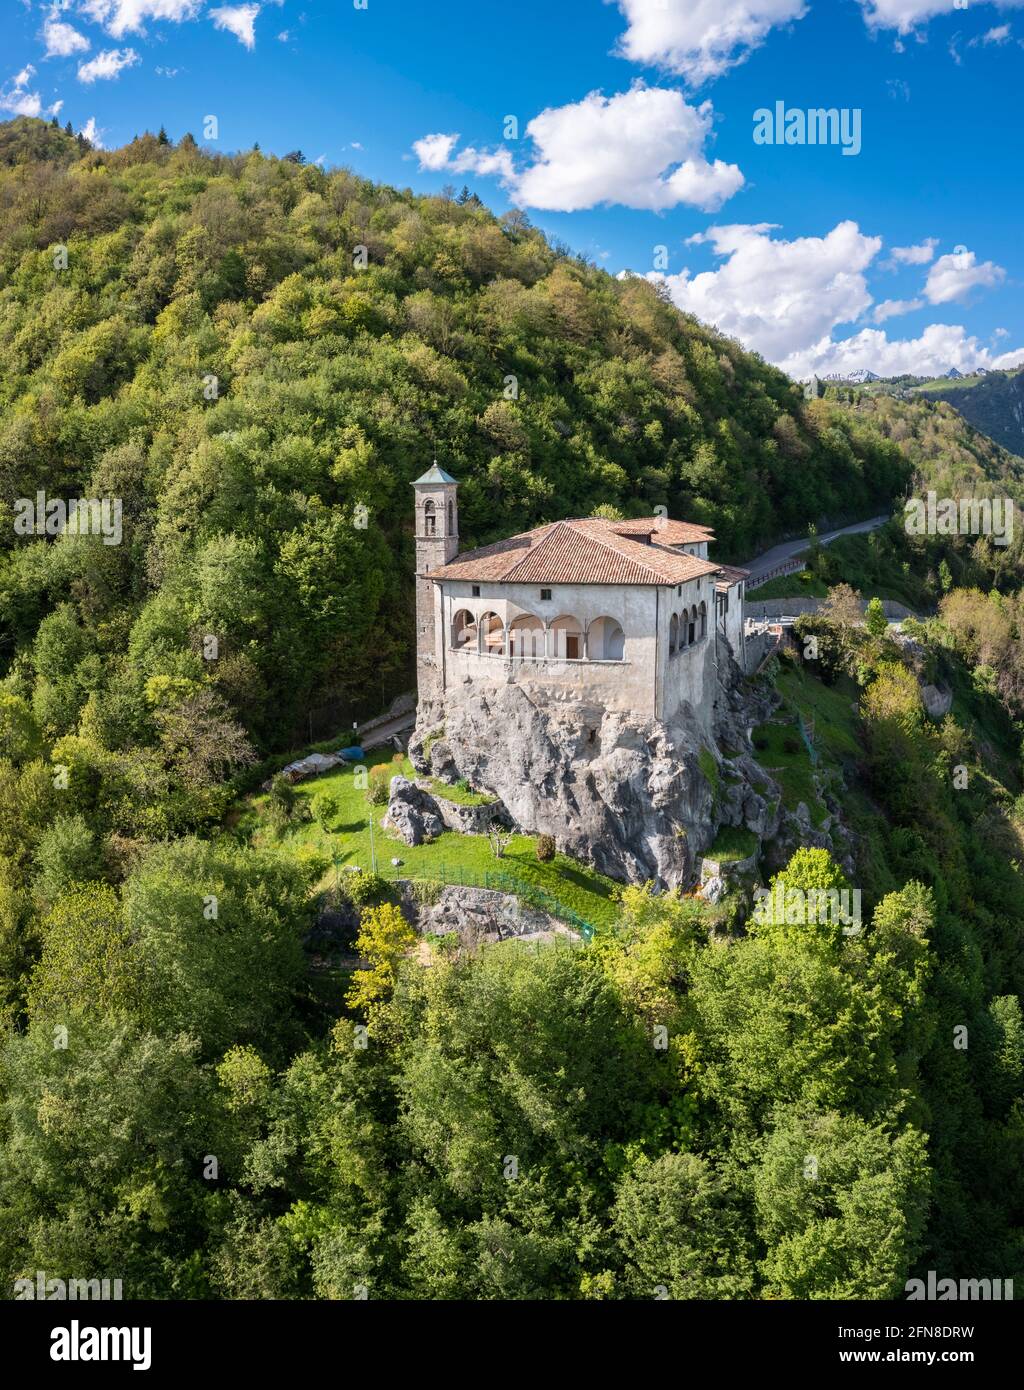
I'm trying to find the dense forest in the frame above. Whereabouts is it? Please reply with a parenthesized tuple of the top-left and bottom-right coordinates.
(1, 118, 1023, 1301)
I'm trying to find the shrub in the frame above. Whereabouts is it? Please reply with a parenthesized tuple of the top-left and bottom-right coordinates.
(267, 775, 298, 831)
(344, 870, 390, 906)
(311, 792, 338, 830)
(783, 735, 802, 756)
(367, 763, 392, 806)
(536, 834, 556, 862)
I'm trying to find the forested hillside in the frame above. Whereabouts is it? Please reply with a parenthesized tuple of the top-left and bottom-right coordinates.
(2, 113, 1015, 768)
(1, 117, 1023, 1303)
(915, 368, 1024, 460)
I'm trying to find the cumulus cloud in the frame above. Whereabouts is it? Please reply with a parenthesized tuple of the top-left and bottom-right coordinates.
(81, 115, 104, 148)
(924, 248, 1005, 304)
(992, 346, 1024, 369)
(787, 324, 1024, 380)
(644, 221, 880, 363)
(79, 1, 203, 37)
(210, 4, 261, 49)
(873, 297, 924, 323)
(887, 238, 938, 266)
(0, 64, 59, 118)
(77, 47, 139, 82)
(857, 1, 1024, 33)
(415, 86, 745, 214)
(610, 0, 808, 84)
(636, 219, 1021, 378)
(43, 19, 91, 58)
(413, 132, 515, 180)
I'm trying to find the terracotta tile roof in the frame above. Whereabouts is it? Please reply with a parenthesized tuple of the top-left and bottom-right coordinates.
(427, 516, 724, 588)
(714, 564, 750, 585)
(607, 517, 714, 544)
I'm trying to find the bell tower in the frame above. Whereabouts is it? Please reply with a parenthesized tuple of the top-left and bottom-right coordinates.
(412, 462, 459, 707)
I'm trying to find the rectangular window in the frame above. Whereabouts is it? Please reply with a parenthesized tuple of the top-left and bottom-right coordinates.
(540, 588, 552, 601)
(472, 585, 480, 597)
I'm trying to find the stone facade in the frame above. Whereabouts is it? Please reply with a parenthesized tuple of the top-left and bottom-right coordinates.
(411, 472, 746, 734)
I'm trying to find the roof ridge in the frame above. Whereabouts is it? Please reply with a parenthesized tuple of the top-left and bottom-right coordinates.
(566, 520, 667, 583)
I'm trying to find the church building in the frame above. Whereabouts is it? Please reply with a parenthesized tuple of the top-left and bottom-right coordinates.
(412, 465, 748, 729)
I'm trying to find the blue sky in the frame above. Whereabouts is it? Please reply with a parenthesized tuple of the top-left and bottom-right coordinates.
(2, 0, 1022, 378)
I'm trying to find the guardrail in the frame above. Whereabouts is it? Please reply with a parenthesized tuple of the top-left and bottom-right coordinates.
(746, 557, 807, 591)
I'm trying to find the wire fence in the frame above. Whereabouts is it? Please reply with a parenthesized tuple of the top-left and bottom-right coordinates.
(796, 710, 819, 767)
(376, 860, 596, 942)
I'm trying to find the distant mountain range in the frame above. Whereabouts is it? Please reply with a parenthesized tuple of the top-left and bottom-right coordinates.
(811, 366, 1024, 458)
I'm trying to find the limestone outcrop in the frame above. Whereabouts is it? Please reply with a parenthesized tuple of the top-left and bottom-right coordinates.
(383, 776, 446, 846)
(410, 670, 782, 889)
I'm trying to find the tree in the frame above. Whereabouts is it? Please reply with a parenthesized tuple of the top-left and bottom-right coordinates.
(28, 883, 138, 1023)
(0, 692, 42, 765)
(614, 1152, 754, 1299)
(864, 595, 888, 637)
(121, 839, 311, 1057)
(820, 582, 863, 633)
(754, 1108, 930, 1299)
(32, 814, 103, 905)
(345, 902, 416, 1035)
(752, 847, 853, 948)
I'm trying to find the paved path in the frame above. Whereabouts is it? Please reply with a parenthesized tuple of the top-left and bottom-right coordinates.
(359, 711, 415, 751)
(740, 513, 890, 585)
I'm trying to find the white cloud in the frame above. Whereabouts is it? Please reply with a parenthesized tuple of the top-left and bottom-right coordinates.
(210, 4, 261, 49)
(0, 64, 55, 118)
(924, 248, 1005, 304)
(645, 221, 880, 363)
(787, 322, 1024, 380)
(43, 19, 91, 57)
(611, 0, 808, 84)
(415, 86, 745, 213)
(0, 88, 43, 117)
(79, 1, 203, 38)
(77, 47, 139, 82)
(857, 1, 1024, 34)
(873, 297, 924, 323)
(637, 219, 1020, 379)
(992, 347, 1024, 369)
(412, 132, 515, 180)
(971, 23, 1013, 44)
(81, 115, 104, 148)
(886, 238, 938, 267)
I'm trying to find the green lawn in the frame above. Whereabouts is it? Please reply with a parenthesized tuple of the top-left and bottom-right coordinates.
(708, 825, 760, 863)
(237, 749, 622, 931)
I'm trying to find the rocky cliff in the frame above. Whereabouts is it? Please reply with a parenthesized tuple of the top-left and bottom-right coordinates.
(408, 659, 784, 889)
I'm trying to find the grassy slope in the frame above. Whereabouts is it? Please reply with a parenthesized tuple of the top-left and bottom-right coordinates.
(236, 748, 622, 929)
